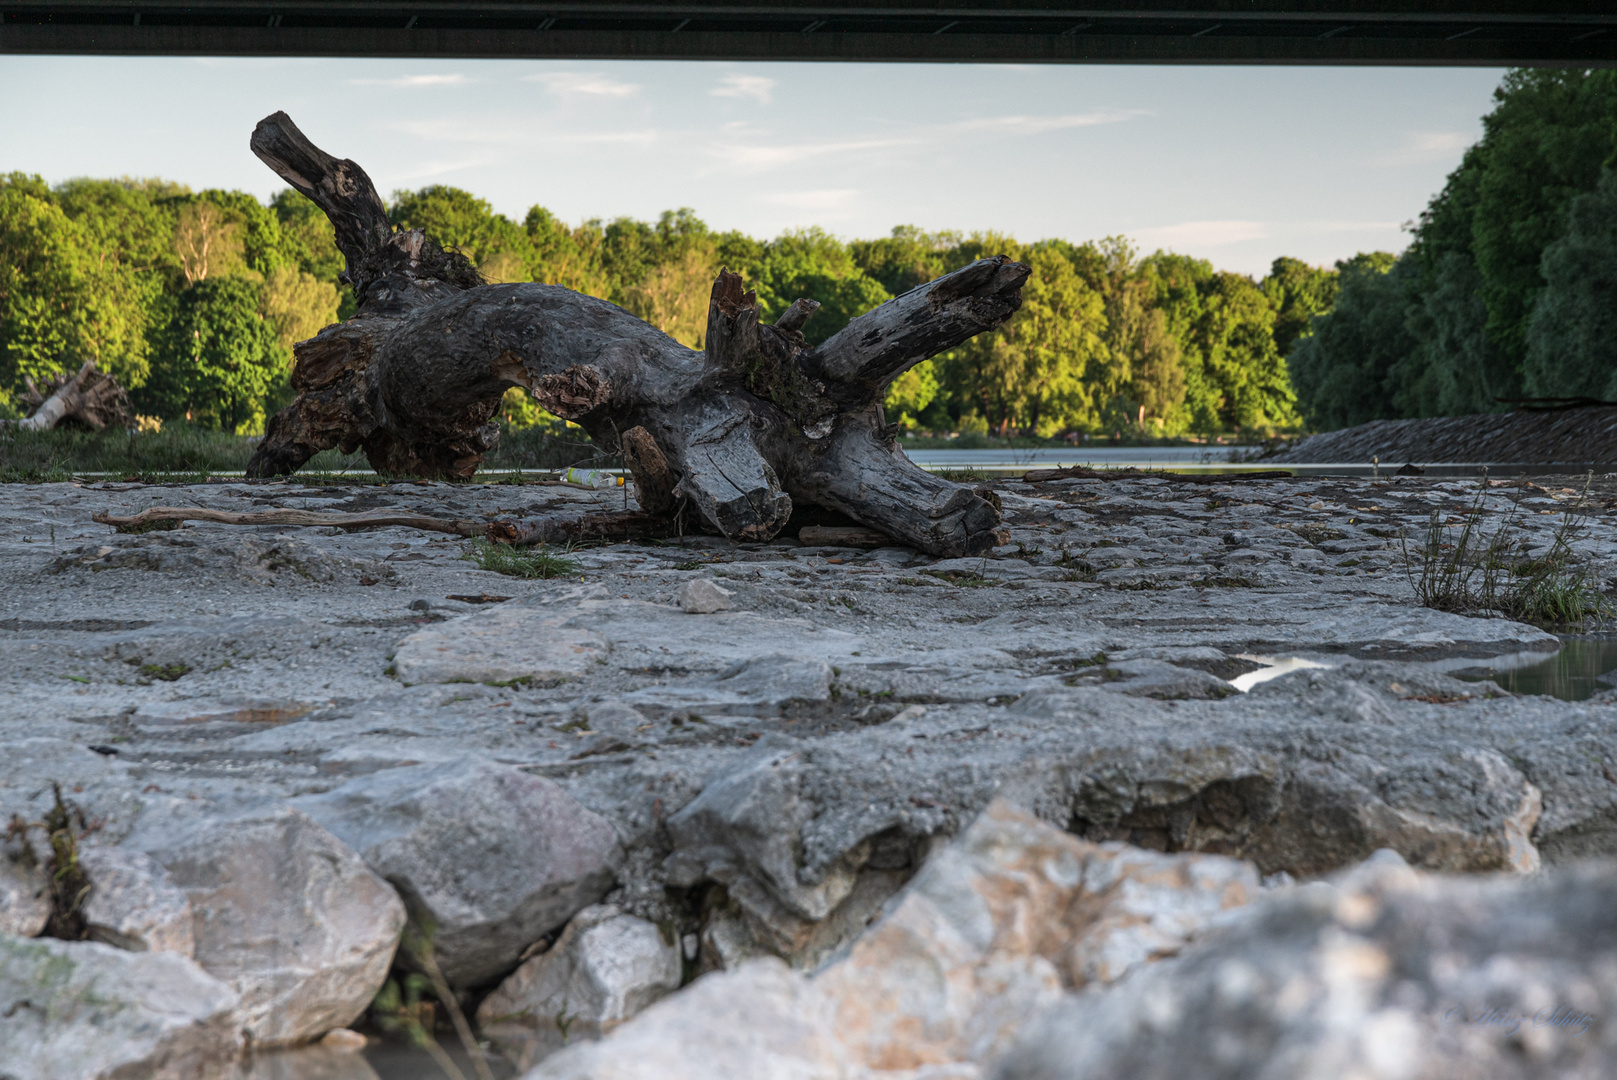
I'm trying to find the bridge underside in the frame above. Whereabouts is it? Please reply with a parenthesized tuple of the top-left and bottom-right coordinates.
(1, 2, 1614, 65)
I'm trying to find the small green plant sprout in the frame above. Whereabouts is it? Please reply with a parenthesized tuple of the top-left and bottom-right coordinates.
(136, 662, 191, 682)
(464, 537, 582, 580)
(5, 783, 97, 940)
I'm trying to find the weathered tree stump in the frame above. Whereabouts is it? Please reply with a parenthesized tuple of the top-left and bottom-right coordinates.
(246, 112, 1028, 556)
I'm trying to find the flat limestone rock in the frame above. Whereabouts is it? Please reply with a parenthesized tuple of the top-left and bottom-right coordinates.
(6, 473, 1617, 1079)
(81, 845, 195, 956)
(0, 935, 242, 1080)
(391, 605, 609, 686)
(679, 577, 735, 614)
(128, 805, 406, 1046)
(478, 904, 682, 1064)
(294, 756, 622, 988)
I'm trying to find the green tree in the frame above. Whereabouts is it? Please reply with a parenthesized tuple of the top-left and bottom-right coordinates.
(850, 226, 957, 297)
(1525, 168, 1617, 399)
(1262, 256, 1339, 358)
(260, 265, 341, 354)
(140, 276, 287, 432)
(1467, 69, 1617, 385)
(1287, 254, 1416, 430)
(0, 174, 152, 402)
(524, 206, 610, 297)
(1099, 238, 1184, 433)
(390, 186, 528, 282)
(937, 242, 1107, 435)
(884, 360, 939, 430)
(270, 189, 345, 284)
(746, 228, 891, 347)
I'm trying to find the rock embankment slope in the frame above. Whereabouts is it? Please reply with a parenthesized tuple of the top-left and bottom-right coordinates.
(1269, 403, 1617, 466)
(2, 469, 1615, 1077)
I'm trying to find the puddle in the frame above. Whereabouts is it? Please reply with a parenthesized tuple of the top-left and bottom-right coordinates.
(1453, 636, 1617, 701)
(1229, 656, 1337, 692)
(242, 1038, 514, 1079)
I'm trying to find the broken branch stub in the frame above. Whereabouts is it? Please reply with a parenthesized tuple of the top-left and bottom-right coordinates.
(244, 111, 1026, 556)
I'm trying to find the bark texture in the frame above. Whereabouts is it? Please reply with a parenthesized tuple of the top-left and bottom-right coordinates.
(245, 112, 1028, 556)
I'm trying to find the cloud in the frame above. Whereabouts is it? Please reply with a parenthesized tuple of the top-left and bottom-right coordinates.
(1298, 220, 1403, 234)
(390, 119, 657, 148)
(711, 74, 776, 104)
(348, 73, 472, 88)
(1376, 131, 1472, 165)
(759, 189, 859, 211)
(709, 137, 913, 172)
(1133, 220, 1270, 248)
(522, 71, 639, 98)
(389, 156, 500, 183)
(946, 109, 1146, 136)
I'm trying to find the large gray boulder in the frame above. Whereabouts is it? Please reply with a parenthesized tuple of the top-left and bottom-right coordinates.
(993, 852, 1617, 1080)
(478, 904, 683, 1065)
(0, 934, 242, 1080)
(129, 805, 406, 1046)
(663, 738, 873, 955)
(81, 845, 195, 956)
(527, 957, 845, 1080)
(294, 756, 623, 987)
(528, 801, 1259, 1080)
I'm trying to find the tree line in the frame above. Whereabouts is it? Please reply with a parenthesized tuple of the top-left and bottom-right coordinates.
(4, 166, 1354, 440)
(1290, 69, 1617, 429)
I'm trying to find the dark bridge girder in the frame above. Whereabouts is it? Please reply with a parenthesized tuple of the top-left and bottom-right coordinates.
(1, 1, 1614, 64)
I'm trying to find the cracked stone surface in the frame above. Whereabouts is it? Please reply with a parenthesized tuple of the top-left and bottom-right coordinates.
(1, 470, 1616, 1072)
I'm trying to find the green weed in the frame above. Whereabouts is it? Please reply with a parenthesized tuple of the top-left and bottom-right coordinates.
(1403, 477, 1610, 628)
(4, 784, 95, 941)
(464, 537, 581, 579)
(134, 661, 190, 681)
(370, 918, 496, 1080)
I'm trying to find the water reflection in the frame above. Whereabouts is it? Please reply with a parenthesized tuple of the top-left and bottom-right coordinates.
(1229, 656, 1337, 692)
(242, 1042, 512, 1080)
(1456, 636, 1617, 702)
(238, 1046, 379, 1080)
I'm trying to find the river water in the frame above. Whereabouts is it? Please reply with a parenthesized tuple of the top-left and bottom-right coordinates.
(1454, 636, 1617, 702)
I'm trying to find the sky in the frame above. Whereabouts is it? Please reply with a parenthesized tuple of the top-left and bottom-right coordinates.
(0, 57, 1504, 276)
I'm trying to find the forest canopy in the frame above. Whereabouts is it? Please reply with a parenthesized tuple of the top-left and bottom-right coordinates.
(12, 67, 1607, 441)
(1289, 68, 1617, 429)
(0, 171, 1314, 440)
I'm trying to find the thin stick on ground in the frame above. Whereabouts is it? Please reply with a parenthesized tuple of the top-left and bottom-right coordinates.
(93, 506, 488, 537)
(90, 505, 686, 546)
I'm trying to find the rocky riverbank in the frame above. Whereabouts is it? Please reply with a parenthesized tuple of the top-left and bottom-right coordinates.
(1268, 403, 1617, 467)
(3, 469, 1616, 1078)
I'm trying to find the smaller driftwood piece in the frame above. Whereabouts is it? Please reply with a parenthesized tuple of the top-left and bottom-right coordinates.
(4, 361, 132, 432)
(91, 506, 680, 547)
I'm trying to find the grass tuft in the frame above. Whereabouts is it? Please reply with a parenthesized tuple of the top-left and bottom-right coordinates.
(465, 537, 582, 580)
(1403, 476, 1610, 628)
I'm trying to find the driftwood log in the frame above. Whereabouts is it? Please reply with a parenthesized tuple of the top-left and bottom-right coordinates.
(246, 112, 1027, 556)
(4, 361, 132, 431)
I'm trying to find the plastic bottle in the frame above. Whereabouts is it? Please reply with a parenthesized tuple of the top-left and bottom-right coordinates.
(563, 468, 624, 488)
